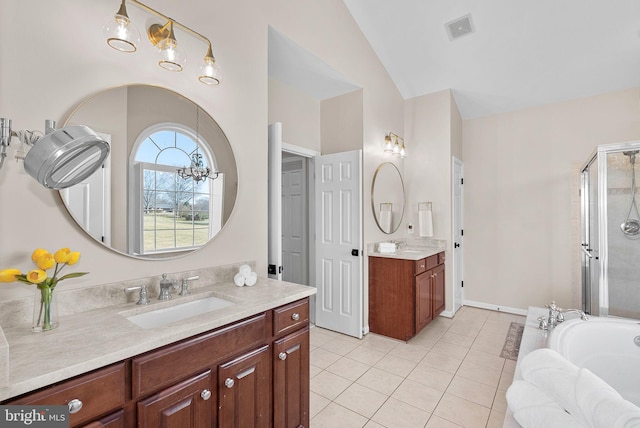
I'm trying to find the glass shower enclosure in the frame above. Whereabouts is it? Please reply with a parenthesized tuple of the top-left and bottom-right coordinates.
(581, 141, 640, 318)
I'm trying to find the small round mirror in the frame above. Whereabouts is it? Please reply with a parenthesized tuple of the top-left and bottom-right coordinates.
(371, 162, 405, 234)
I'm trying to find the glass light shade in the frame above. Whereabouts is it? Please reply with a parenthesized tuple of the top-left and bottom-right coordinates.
(199, 58, 222, 85)
(157, 39, 185, 71)
(103, 14, 140, 53)
(383, 136, 393, 153)
(392, 141, 401, 156)
(399, 143, 406, 158)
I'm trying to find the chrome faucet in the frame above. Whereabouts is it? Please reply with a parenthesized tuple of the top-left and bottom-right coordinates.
(179, 276, 199, 296)
(124, 284, 150, 305)
(158, 273, 178, 300)
(538, 301, 589, 330)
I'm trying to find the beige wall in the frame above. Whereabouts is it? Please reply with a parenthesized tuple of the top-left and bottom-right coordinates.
(404, 90, 459, 313)
(321, 90, 363, 154)
(268, 78, 321, 152)
(0, 0, 404, 311)
(463, 87, 640, 311)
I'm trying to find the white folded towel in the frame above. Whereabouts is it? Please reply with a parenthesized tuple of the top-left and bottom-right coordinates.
(239, 264, 252, 276)
(234, 273, 245, 287)
(378, 242, 397, 253)
(244, 272, 258, 287)
(575, 368, 640, 428)
(506, 380, 587, 428)
(519, 348, 584, 422)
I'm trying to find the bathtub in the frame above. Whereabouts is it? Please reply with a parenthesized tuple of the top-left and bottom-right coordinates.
(547, 316, 640, 406)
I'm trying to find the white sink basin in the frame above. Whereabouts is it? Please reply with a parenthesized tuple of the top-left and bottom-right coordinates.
(124, 296, 235, 329)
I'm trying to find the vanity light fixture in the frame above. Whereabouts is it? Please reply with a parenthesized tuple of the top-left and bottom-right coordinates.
(103, 0, 221, 85)
(384, 132, 407, 159)
(0, 118, 110, 189)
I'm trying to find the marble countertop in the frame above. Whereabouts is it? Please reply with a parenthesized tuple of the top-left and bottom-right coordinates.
(0, 278, 315, 401)
(367, 246, 444, 261)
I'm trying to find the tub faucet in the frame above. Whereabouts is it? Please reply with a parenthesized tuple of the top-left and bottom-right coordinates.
(539, 301, 588, 330)
(556, 308, 589, 323)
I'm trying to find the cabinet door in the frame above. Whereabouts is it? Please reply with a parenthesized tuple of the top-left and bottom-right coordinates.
(432, 263, 446, 316)
(415, 271, 433, 333)
(218, 345, 271, 427)
(274, 327, 310, 428)
(137, 370, 214, 428)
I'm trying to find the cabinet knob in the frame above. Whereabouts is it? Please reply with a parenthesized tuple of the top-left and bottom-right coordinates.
(201, 389, 212, 400)
(291, 313, 300, 321)
(225, 378, 235, 388)
(278, 352, 287, 360)
(68, 398, 83, 414)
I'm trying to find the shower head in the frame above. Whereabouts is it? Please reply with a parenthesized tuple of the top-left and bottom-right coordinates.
(623, 150, 639, 165)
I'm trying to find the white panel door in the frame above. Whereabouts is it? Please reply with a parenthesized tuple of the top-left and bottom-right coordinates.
(282, 157, 308, 285)
(60, 134, 111, 246)
(268, 123, 283, 280)
(314, 150, 362, 338)
(453, 157, 464, 313)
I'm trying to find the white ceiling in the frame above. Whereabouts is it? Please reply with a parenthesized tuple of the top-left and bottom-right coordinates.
(343, 0, 640, 119)
(331, 1, 640, 119)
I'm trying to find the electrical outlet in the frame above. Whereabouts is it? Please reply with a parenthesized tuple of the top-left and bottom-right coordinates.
(407, 223, 414, 234)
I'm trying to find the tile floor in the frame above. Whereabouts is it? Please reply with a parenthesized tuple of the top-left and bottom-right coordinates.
(309, 306, 525, 428)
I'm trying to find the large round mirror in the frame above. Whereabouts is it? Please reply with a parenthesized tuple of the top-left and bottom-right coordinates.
(371, 162, 405, 234)
(61, 85, 237, 259)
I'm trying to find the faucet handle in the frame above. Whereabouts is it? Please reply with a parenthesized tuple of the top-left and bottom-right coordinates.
(179, 276, 199, 296)
(124, 284, 150, 305)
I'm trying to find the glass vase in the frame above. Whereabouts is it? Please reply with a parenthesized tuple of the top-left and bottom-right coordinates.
(32, 287, 58, 332)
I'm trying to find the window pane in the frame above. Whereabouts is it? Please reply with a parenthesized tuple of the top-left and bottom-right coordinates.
(152, 131, 176, 150)
(156, 172, 175, 191)
(158, 147, 190, 167)
(176, 133, 198, 154)
(136, 139, 159, 163)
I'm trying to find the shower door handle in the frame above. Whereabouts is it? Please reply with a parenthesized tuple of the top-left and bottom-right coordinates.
(581, 247, 593, 259)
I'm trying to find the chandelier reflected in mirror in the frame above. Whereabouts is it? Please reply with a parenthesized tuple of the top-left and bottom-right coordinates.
(177, 152, 218, 183)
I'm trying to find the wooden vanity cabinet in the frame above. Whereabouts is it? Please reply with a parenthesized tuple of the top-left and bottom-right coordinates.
(369, 252, 445, 341)
(5, 297, 311, 428)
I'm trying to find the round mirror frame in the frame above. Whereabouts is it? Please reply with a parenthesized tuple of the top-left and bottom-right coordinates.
(371, 162, 405, 234)
(60, 84, 238, 260)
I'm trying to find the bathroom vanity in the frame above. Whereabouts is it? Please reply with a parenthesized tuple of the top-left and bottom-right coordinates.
(0, 278, 314, 428)
(369, 248, 445, 341)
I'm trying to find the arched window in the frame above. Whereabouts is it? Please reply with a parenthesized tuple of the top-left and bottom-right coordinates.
(129, 123, 223, 255)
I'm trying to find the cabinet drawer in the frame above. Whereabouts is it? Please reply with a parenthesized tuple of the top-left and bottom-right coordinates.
(425, 254, 439, 270)
(414, 258, 427, 275)
(438, 252, 445, 265)
(9, 363, 125, 427)
(132, 312, 269, 399)
(273, 298, 309, 337)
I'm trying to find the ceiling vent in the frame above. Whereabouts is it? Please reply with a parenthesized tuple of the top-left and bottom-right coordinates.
(445, 14, 475, 41)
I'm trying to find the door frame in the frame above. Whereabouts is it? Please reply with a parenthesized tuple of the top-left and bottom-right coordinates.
(452, 156, 464, 315)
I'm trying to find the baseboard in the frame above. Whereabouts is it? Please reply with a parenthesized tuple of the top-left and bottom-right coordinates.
(463, 300, 528, 316)
(439, 310, 455, 318)
(362, 325, 370, 336)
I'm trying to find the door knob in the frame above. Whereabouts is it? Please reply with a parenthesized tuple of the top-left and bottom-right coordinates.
(201, 389, 212, 400)
(225, 378, 235, 388)
(351, 249, 359, 256)
(279, 352, 287, 360)
(454, 242, 460, 248)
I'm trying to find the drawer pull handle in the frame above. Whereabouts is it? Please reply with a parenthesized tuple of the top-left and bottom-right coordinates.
(225, 378, 235, 388)
(68, 399, 83, 414)
(278, 352, 287, 360)
(201, 389, 212, 400)
(291, 313, 300, 321)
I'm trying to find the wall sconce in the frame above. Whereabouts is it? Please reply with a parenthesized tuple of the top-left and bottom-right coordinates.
(384, 132, 406, 158)
(0, 118, 110, 189)
(103, 0, 221, 85)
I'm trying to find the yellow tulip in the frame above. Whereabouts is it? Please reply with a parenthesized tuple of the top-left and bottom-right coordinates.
(36, 253, 55, 270)
(26, 269, 47, 284)
(67, 252, 81, 266)
(31, 248, 48, 263)
(0, 268, 22, 283)
(54, 248, 71, 264)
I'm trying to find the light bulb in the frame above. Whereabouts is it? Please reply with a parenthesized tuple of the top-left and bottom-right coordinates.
(103, 10, 140, 53)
